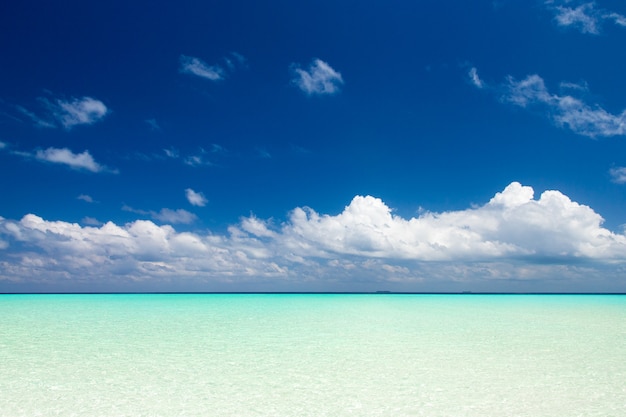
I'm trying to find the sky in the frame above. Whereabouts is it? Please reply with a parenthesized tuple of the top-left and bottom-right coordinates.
(2, 0, 626, 292)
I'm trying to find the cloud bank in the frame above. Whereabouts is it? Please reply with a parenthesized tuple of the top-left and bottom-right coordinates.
(291, 59, 344, 95)
(1, 182, 625, 291)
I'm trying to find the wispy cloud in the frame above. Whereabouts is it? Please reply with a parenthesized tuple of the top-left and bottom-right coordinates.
(609, 167, 626, 184)
(0, 141, 6, 150)
(47, 97, 108, 129)
(468, 67, 484, 89)
(179, 55, 224, 81)
(81, 217, 102, 226)
(2, 182, 626, 290)
(77, 194, 95, 203)
(185, 188, 208, 207)
(123, 205, 197, 224)
(162, 147, 214, 167)
(291, 59, 344, 95)
(16, 105, 56, 128)
(179, 52, 247, 81)
(35, 147, 113, 173)
(546, 1, 626, 34)
(471, 69, 626, 138)
(152, 208, 197, 224)
(14, 96, 108, 129)
(503, 74, 626, 137)
(145, 118, 160, 131)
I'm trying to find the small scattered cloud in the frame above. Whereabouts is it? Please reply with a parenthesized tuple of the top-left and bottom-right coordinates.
(468, 67, 484, 89)
(179, 55, 224, 81)
(184, 154, 212, 167)
(472, 69, 626, 138)
(35, 147, 114, 173)
(145, 118, 160, 131)
(610, 167, 626, 184)
(0, 141, 6, 150)
(163, 148, 179, 159)
(185, 188, 208, 207)
(546, 1, 626, 34)
(123, 205, 197, 224)
(291, 59, 344, 95)
(13, 96, 108, 129)
(503, 74, 626, 137)
(47, 97, 108, 129)
(179, 52, 247, 82)
(77, 194, 95, 203)
(161, 147, 214, 167)
(152, 208, 197, 224)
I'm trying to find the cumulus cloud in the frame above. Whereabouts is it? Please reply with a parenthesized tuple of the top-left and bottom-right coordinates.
(291, 59, 344, 95)
(547, 1, 626, 34)
(35, 148, 110, 173)
(2, 182, 626, 290)
(609, 167, 626, 184)
(185, 188, 208, 207)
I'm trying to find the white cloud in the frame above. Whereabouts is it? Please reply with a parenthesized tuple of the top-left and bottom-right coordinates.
(547, 1, 626, 34)
(605, 12, 626, 26)
(2, 182, 626, 290)
(0, 141, 6, 150)
(501, 73, 626, 137)
(610, 167, 626, 184)
(179, 55, 224, 81)
(35, 148, 108, 172)
(123, 205, 197, 225)
(553, 3, 600, 34)
(468, 67, 484, 88)
(77, 194, 94, 203)
(15, 96, 108, 129)
(185, 189, 208, 207)
(152, 209, 197, 224)
(291, 59, 344, 95)
(51, 97, 108, 129)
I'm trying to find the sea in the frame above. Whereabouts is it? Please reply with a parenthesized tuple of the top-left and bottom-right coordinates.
(1, 294, 625, 417)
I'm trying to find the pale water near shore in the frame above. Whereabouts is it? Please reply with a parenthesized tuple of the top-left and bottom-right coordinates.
(1, 294, 625, 417)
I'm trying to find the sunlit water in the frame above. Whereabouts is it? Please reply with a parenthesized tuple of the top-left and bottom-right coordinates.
(1, 294, 625, 417)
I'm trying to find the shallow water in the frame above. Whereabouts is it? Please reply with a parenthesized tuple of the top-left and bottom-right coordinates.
(1, 294, 625, 416)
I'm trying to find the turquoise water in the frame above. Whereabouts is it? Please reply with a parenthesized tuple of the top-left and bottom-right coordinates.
(1, 294, 625, 416)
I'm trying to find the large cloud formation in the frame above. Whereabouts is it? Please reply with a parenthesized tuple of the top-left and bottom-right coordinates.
(1, 183, 625, 291)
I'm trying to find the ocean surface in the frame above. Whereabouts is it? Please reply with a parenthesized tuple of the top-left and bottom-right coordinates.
(1, 294, 625, 417)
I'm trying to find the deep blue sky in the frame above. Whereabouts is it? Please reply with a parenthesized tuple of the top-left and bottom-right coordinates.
(2, 0, 626, 292)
